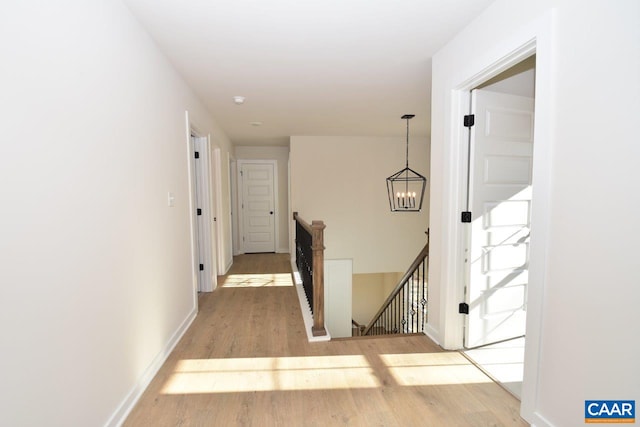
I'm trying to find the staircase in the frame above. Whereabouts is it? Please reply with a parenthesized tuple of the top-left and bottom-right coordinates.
(294, 209, 429, 340)
(360, 236, 429, 336)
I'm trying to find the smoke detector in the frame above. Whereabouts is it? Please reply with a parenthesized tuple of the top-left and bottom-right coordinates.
(233, 96, 245, 105)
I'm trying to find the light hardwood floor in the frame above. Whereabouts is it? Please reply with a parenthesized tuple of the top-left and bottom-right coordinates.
(124, 253, 527, 426)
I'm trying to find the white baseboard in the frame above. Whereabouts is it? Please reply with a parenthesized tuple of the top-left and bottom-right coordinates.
(290, 259, 330, 342)
(104, 307, 198, 427)
(423, 324, 442, 347)
(527, 412, 554, 427)
(276, 246, 289, 254)
(224, 256, 233, 275)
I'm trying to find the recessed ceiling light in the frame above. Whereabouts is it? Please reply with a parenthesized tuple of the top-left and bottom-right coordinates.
(250, 121, 262, 127)
(233, 96, 245, 105)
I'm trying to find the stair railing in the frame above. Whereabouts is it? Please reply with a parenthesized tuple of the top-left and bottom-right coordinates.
(293, 212, 327, 337)
(362, 234, 429, 336)
(351, 319, 366, 337)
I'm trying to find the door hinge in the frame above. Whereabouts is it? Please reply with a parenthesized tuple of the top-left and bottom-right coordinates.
(194, 151, 200, 159)
(459, 302, 469, 314)
(461, 211, 472, 223)
(464, 114, 475, 127)
(213, 217, 217, 221)
(199, 263, 204, 271)
(197, 208, 202, 216)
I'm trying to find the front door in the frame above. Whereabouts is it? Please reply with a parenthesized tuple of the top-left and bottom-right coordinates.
(240, 162, 276, 253)
(464, 89, 534, 348)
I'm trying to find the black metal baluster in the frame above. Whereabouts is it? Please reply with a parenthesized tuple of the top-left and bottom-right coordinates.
(411, 273, 415, 333)
(360, 244, 428, 337)
(389, 296, 392, 334)
(422, 259, 427, 331)
(422, 259, 429, 329)
(420, 259, 424, 330)
(396, 291, 400, 333)
(395, 294, 397, 333)
(295, 220, 314, 313)
(416, 263, 420, 332)
(390, 295, 394, 334)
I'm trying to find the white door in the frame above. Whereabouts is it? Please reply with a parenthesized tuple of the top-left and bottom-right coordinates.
(465, 89, 534, 348)
(192, 135, 217, 292)
(241, 162, 276, 253)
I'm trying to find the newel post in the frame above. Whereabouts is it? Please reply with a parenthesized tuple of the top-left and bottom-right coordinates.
(311, 220, 326, 336)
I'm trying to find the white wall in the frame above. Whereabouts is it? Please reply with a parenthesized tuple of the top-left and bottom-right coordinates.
(290, 136, 430, 274)
(429, 0, 640, 426)
(324, 259, 353, 338)
(0, 1, 232, 426)
(235, 146, 290, 253)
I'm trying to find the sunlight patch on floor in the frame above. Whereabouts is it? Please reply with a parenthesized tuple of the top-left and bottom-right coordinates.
(161, 355, 378, 394)
(380, 352, 493, 386)
(161, 351, 495, 395)
(221, 273, 293, 288)
(463, 337, 525, 397)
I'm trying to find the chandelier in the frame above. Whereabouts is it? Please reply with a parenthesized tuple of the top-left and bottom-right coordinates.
(386, 114, 426, 212)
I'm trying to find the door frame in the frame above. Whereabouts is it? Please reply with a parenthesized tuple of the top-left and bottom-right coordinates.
(211, 147, 225, 275)
(446, 42, 540, 349)
(185, 112, 218, 296)
(192, 133, 216, 292)
(236, 159, 279, 254)
(431, 10, 554, 425)
(230, 157, 239, 256)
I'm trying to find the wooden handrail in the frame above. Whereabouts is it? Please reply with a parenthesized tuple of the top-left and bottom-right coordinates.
(293, 212, 327, 337)
(362, 240, 429, 336)
(293, 211, 312, 234)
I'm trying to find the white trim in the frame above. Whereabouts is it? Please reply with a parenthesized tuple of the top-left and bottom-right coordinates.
(520, 11, 555, 423)
(202, 136, 216, 291)
(287, 157, 292, 255)
(185, 111, 200, 306)
(226, 152, 237, 261)
(290, 259, 331, 342)
(191, 132, 214, 292)
(237, 159, 279, 254)
(212, 146, 225, 275)
(224, 257, 233, 275)
(229, 157, 240, 256)
(430, 9, 554, 425)
(272, 161, 279, 253)
(423, 324, 441, 347)
(443, 41, 539, 351)
(529, 412, 555, 427)
(104, 307, 197, 427)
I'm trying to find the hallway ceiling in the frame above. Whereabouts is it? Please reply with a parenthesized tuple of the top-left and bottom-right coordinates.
(125, 0, 495, 146)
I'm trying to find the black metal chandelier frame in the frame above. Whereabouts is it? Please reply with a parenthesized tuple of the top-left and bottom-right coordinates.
(386, 114, 427, 212)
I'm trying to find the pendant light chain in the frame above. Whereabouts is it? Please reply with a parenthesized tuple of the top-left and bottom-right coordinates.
(405, 117, 410, 169)
(405, 117, 410, 194)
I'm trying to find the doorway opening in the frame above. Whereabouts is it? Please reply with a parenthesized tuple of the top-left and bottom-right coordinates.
(461, 55, 536, 399)
(189, 131, 218, 294)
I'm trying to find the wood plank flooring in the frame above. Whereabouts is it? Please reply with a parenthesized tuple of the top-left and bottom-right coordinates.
(124, 253, 527, 426)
